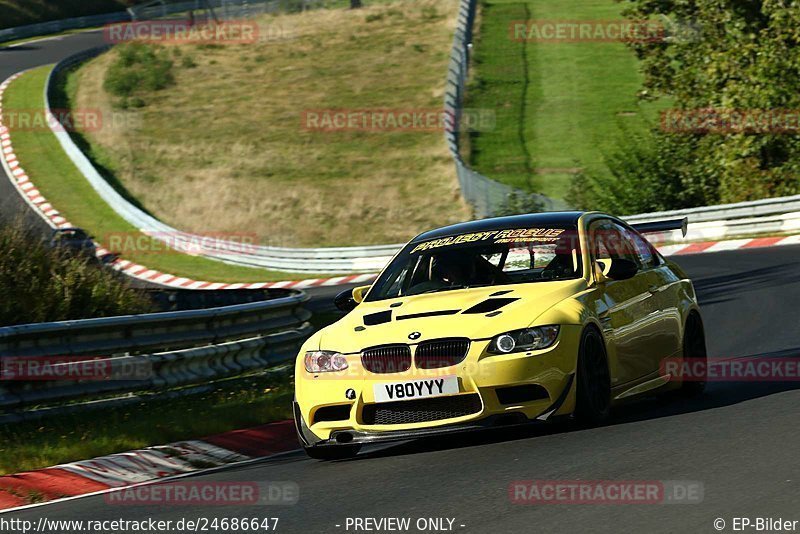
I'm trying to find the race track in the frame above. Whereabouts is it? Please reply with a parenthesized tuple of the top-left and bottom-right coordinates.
(0, 31, 108, 231)
(5, 245, 800, 533)
(2, 31, 800, 534)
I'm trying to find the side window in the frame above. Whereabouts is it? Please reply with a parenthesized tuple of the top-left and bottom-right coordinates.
(624, 227, 660, 270)
(589, 220, 642, 268)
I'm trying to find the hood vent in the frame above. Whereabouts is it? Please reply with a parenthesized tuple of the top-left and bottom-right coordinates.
(462, 297, 519, 314)
(363, 310, 392, 326)
(396, 310, 459, 321)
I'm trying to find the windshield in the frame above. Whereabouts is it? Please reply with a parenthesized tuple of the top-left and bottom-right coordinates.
(366, 225, 582, 301)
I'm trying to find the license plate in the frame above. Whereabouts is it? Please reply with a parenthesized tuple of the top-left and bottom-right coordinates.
(373, 376, 459, 403)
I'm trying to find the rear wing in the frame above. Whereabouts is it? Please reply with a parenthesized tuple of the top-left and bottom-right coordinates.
(630, 217, 688, 238)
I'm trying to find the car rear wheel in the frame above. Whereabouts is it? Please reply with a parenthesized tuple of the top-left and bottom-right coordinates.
(574, 327, 611, 425)
(303, 444, 361, 460)
(680, 312, 707, 397)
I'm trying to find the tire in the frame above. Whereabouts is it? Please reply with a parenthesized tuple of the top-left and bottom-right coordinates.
(303, 444, 361, 460)
(680, 312, 707, 397)
(574, 326, 611, 425)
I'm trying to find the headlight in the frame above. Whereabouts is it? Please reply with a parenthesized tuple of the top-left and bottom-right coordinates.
(488, 325, 560, 354)
(304, 350, 348, 373)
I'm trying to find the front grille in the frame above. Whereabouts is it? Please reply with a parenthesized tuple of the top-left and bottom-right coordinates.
(415, 338, 470, 369)
(361, 344, 412, 373)
(361, 393, 482, 425)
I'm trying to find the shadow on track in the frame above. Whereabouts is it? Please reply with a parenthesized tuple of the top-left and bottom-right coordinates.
(0, 45, 42, 52)
(693, 262, 798, 305)
(336, 346, 800, 462)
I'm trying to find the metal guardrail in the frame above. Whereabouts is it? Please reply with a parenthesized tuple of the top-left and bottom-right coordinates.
(11, 0, 800, 281)
(0, 290, 312, 419)
(0, 291, 310, 358)
(624, 194, 800, 224)
(0, 0, 326, 44)
(443, 0, 564, 217)
(45, 47, 400, 273)
(39, 46, 800, 276)
(129, 0, 325, 21)
(0, 12, 130, 45)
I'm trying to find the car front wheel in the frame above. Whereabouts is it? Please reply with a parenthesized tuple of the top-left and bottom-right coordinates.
(574, 326, 611, 425)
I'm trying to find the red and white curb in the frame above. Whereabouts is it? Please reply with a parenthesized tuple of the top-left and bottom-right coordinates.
(0, 70, 377, 290)
(2, 72, 800, 292)
(0, 420, 298, 512)
(657, 234, 800, 256)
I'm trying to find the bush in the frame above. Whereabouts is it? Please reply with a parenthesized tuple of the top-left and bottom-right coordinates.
(566, 126, 719, 215)
(103, 43, 175, 104)
(619, 0, 800, 205)
(0, 222, 154, 326)
(181, 55, 198, 69)
(493, 191, 545, 217)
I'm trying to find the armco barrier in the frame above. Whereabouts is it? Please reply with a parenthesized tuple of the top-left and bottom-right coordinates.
(443, 0, 565, 216)
(0, 12, 130, 45)
(5, 2, 800, 282)
(625, 195, 800, 224)
(0, 0, 325, 44)
(0, 291, 310, 358)
(0, 290, 311, 419)
(43, 48, 400, 273)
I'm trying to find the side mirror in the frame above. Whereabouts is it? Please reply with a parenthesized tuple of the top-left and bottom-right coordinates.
(333, 285, 371, 312)
(606, 258, 638, 280)
(334, 289, 358, 312)
(352, 285, 370, 303)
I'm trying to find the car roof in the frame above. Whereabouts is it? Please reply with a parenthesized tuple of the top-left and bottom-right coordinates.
(410, 211, 586, 243)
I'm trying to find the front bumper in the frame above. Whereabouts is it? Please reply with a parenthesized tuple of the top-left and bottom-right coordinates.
(294, 325, 581, 444)
(295, 373, 574, 447)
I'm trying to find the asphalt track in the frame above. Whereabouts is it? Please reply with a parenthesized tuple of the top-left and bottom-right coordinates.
(3, 31, 800, 534)
(5, 244, 799, 533)
(0, 30, 109, 232)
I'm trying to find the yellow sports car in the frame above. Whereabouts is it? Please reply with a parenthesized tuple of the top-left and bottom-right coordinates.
(294, 211, 707, 459)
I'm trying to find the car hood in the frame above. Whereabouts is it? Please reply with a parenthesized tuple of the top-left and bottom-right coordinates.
(318, 279, 585, 353)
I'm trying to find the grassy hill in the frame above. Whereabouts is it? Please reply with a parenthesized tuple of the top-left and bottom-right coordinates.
(465, 0, 668, 201)
(68, 0, 469, 248)
(0, 0, 132, 29)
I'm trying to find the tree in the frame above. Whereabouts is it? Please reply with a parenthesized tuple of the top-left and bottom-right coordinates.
(617, 0, 800, 203)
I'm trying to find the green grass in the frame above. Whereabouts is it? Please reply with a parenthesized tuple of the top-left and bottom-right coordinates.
(2, 66, 328, 282)
(0, 370, 294, 476)
(0, 223, 155, 326)
(69, 1, 470, 248)
(465, 0, 669, 201)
